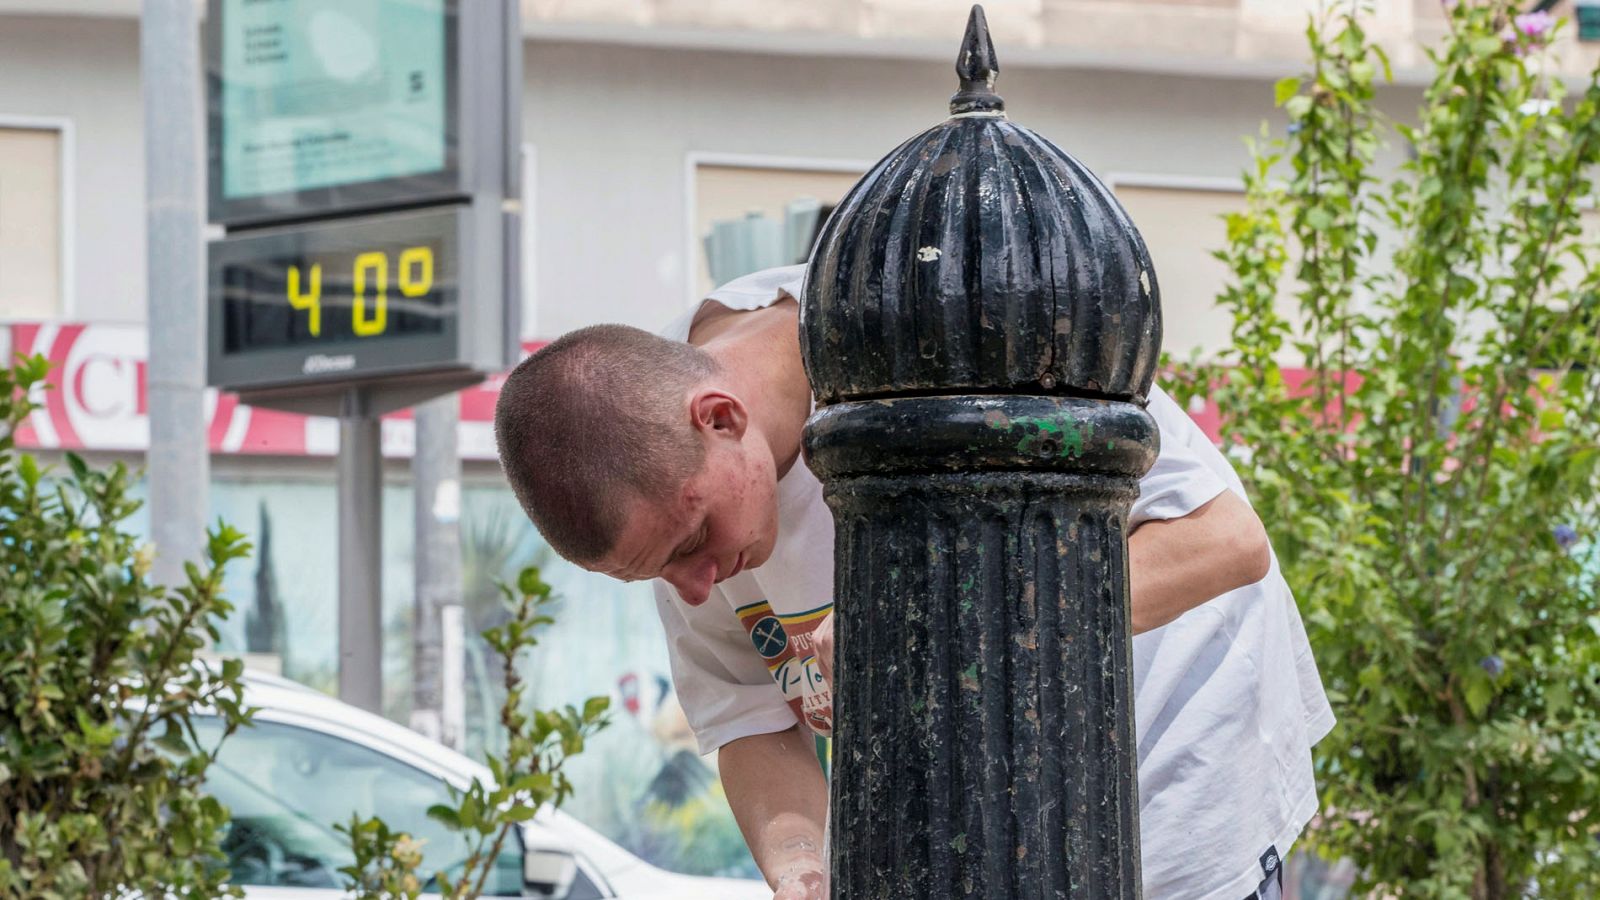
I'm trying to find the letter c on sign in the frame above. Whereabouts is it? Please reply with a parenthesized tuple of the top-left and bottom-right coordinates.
(73, 355, 130, 419)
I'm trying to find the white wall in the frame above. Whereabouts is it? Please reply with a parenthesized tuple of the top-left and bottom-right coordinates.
(0, 15, 1421, 340)
(522, 41, 1421, 338)
(0, 16, 145, 322)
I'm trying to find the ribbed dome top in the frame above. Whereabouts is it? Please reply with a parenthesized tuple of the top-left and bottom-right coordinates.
(801, 5, 1162, 406)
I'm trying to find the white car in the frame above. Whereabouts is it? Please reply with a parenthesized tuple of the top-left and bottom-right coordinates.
(192, 670, 769, 899)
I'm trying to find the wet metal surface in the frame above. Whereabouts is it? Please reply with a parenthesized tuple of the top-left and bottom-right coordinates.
(800, 6, 1163, 897)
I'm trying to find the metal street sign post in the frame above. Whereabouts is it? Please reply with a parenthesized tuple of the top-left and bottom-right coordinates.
(204, 0, 521, 712)
(143, 0, 209, 592)
(801, 7, 1161, 895)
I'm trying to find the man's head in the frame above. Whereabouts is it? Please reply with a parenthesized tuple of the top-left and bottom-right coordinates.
(494, 324, 782, 605)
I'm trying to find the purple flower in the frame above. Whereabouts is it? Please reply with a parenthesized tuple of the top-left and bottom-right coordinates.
(1554, 524, 1579, 551)
(1480, 655, 1505, 679)
(1515, 11, 1557, 41)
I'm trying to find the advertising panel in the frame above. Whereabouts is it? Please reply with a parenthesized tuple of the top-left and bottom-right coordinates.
(208, 0, 462, 225)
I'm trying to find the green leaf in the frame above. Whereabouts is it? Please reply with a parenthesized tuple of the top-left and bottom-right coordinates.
(425, 804, 461, 829)
(155, 721, 190, 754)
(1372, 43, 1394, 82)
(504, 804, 539, 822)
(1464, 675, 1492, 719)
(1275, 76, 1302, 106)
(512, 772, 555, 796)
(517, 566, 552, 598)
(18, 454, 38, 489)
(1546, 681, 1571, 717)
(1469, 36, 1502, 58)
(23, 353, 51, 384)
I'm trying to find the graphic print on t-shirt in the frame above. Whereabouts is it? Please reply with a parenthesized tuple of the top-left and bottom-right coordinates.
(735, 599, 834, 738)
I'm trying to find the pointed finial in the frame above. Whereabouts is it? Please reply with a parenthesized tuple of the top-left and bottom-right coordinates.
(950, 4, 1003, 116)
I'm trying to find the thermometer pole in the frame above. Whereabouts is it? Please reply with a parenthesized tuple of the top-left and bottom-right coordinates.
(338, 387, 384, 714)
(143, 0, 209, 589)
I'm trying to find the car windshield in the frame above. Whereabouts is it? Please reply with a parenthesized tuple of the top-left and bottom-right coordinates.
(191, 715, 523, 895)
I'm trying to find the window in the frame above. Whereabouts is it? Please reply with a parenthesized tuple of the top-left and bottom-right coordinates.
(693, 161, 863, 296)
(192, 717, 525, 895)
(1114, 179, 1309, 363)
(0, 125, 64, 319)
(1110, 181, 1249, 360)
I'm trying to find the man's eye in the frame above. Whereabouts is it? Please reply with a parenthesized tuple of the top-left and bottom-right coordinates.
(679, 528, 707, 558)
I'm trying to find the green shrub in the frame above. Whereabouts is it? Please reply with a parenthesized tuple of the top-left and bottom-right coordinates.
(0, 355, 253, 898)
(1171, 2, 1600, 895)
(339, 566, 609, 900)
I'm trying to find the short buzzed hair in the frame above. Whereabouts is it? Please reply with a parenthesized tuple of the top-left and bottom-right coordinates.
(494, 324, 721, 564)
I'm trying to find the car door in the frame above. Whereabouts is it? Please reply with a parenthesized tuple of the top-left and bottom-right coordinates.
(191, 714, 611, 898)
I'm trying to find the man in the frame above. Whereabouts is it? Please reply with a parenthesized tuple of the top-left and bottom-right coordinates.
(494, 265, 1334, 900)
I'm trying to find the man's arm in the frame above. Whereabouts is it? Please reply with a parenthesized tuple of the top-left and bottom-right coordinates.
(1128, 489, 1271, 634)
(720, 726, 830, 899)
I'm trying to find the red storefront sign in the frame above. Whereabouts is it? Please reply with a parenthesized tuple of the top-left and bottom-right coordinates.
(3, 322, 545, 460)
(4, 322, 1243, 457)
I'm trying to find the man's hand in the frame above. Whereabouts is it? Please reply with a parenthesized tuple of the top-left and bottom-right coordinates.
(771, 853, 827, 899)
(813, 612, 835, 688)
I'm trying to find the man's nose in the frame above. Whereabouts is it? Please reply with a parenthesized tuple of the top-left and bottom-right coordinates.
(665, 556, 718, 607)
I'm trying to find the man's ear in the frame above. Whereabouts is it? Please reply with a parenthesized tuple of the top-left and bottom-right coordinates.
(688, 388, 748, 440)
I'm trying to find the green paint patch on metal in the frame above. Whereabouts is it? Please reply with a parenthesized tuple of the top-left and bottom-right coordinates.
(950, 833, 968, 854)
(987, 412, 1094, 458)
(960, 663, 980, 691)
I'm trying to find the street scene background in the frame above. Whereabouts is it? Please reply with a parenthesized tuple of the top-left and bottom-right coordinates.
(5, 0, 1600, 894)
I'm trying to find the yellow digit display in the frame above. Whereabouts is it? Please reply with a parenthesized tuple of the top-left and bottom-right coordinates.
(352, 251, 389, 337)
(217, 209, 460, 390)
(286, 264, 322, 336)
(399, 245, 434, 298)
(275, 241, 438, 339)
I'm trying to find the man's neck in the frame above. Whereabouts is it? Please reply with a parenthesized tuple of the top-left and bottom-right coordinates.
(690, 300, 811, 480)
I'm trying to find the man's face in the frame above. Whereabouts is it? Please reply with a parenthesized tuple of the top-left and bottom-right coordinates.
(595, 393, 781, 606)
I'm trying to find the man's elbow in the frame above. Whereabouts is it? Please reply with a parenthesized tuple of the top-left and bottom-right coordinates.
(1229, 512, 1273, 591)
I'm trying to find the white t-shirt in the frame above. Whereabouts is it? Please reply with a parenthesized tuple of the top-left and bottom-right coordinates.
(653, 265, 1335, 900)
